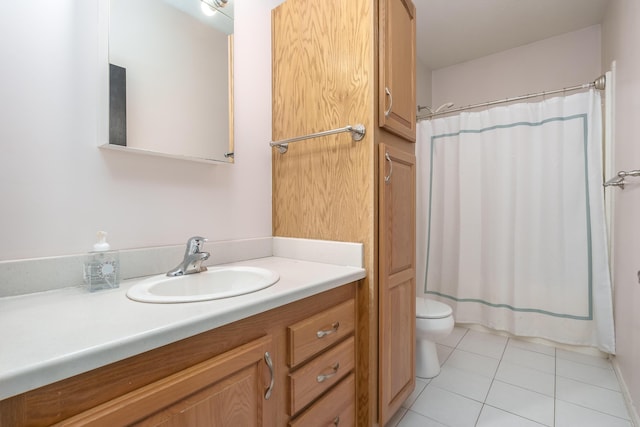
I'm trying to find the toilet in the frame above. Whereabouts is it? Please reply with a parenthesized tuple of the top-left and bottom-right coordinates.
(415, 297, 454, 378)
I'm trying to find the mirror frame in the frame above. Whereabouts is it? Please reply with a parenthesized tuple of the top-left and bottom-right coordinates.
(97, 0, 234, 164)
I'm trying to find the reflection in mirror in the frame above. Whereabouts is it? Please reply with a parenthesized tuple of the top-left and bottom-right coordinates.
(106, 0, 234, 163)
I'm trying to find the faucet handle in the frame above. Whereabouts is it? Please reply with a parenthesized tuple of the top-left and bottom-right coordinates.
(185, 236, 208, 255)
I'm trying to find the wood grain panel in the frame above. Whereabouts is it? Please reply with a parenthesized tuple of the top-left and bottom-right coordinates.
(272, 0, 375, 244)
(288, 299, 355, 367)
(271, 0, 377, 425)
(53, 336, 273, 426)
(378, 0, 416, 141)
(378, 143, 416, 425)
(288, 374, 355, 427)
(288, 336, 355, 415)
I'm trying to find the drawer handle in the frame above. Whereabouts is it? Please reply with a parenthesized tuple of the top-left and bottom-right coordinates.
(316, 322, 340, 338)
(333, 416, 340, 426)
(264, 351, 274, 400)
(317, 362, 340, 383)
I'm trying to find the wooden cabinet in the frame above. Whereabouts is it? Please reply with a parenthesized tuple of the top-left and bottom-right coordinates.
(287, 299, 356, 425)
(287, 299, 355, 367)
(379, 0, 417, 142)
(271, 0, 416, 425)
(378, 143, 416, 424)
(288, 374, 355, 427)
(54, 336, 275, 426)
(0, 284, 356, 427)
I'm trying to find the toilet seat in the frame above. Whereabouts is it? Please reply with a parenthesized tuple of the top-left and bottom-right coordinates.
(416, 297, 453, 319)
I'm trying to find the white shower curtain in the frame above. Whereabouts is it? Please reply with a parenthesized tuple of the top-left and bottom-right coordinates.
(416, 91, 615, 353)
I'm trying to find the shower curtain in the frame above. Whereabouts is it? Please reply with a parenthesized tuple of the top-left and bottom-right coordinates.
(416, 91, 615, 353)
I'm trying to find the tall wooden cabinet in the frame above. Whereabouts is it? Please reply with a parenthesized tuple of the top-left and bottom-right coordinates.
(378, 144, 416, 423)
(272, 0, 416, 425)
(379, 0, 417, 142)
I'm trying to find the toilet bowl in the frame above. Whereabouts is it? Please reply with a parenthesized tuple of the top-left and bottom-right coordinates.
(416, 297, 454, 378)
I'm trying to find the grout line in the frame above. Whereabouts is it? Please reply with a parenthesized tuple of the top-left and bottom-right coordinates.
(417, 328, 632, 427)
(554, 372, 623, 392)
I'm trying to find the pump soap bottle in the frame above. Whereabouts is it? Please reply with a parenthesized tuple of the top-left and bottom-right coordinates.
(84, 231, 120, 291)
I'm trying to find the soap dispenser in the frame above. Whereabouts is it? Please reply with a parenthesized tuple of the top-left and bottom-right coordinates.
(84, 231, 120, 291)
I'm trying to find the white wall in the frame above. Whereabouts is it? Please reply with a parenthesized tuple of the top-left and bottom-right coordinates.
(432, 25, 602, 108)
(602, 0, 640, 418)
(416, 58, 432, 111)
(0, 0, 281, 261)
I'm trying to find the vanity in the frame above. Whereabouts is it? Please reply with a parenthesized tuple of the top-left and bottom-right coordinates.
(0, 242, 365, 426)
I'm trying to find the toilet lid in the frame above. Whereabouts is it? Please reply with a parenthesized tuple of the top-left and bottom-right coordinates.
(416, 297, 453, 319)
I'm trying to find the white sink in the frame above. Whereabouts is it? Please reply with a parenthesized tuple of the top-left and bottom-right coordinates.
(126, 266, 280, 303)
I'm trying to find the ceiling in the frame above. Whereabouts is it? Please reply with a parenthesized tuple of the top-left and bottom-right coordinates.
(415, 0, 610, 70)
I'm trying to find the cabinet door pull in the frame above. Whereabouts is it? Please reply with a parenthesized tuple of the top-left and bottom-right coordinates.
(333, 416, 340, 425)
(384, 152, 393, 183)
(384, 87, 393, 117)
(317, 362, 340, 383)
(316, 321, 340, 338)
(264, 351, 274, 400)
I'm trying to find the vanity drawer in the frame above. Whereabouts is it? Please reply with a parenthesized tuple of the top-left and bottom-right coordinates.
(288, 298, 354, 367)
(289, 373, 355, 427)
(289, 336, 354, 415)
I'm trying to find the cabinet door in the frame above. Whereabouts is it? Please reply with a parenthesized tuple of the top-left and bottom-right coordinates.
(56, 336, 275, 427)
(379, 0, 416, 142)
(378, 143, 416, 425)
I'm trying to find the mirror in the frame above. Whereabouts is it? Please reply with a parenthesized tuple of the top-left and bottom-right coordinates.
(104, 0, 234, 164)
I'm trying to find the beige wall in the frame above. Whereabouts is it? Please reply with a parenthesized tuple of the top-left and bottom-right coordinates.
(602, 0, 640, 420)
(431, 25, 602, 109)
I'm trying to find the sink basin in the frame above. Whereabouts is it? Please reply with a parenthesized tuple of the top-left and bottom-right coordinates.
(127, 266, 280, 303)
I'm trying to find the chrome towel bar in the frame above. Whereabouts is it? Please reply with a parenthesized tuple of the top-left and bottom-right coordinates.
(604, 169, 640, 190)
(270, 124, 366, 154)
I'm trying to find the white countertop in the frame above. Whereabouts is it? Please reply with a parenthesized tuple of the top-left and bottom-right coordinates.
(0, 256, 365, 401)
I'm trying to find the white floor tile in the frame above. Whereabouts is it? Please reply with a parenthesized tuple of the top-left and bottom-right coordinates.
(444, 349, 500, 378)
(485, 380, 554, 426)
(410, 385, 482, 427)
(457, 330, 508, 359)
(556, 348, 613, 370)
(501, 345, 555, 374)
(477, 405, 547, 427)
(507, 338, 556, 356)
(555, 399, 632, 427)
(402, 378, 428, 409)
(435, 325, 468, 347)
(436, 344, 454, 366)
(429, 365, 493, 402)
(556, 357, 620, 390)
(397, 410, 448, 427)
(556, 376, 630, 419)
(495, 360, 555, 396)
(386, 407, 407, 427)
(392, 327, 630, 427)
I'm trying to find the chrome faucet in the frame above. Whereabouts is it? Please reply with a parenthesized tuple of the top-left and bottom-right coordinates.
(167, 236, 210, 277)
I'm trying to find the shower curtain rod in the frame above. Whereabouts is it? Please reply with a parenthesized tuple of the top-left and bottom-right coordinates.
(417, 74, 606, 121)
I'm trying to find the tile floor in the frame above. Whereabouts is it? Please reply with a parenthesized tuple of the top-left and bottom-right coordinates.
(387, 327, 633, 427)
